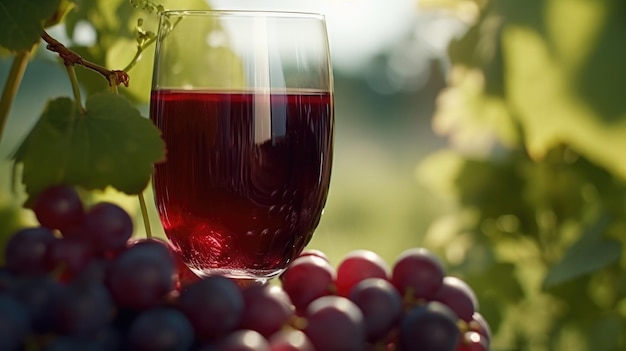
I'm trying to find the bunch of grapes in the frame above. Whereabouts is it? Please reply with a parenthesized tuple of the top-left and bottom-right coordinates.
(0, 185, 491, 351)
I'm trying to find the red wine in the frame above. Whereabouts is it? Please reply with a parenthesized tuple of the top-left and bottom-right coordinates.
(150, 90, 334, 279)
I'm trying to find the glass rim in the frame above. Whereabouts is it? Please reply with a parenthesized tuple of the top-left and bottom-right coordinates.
(161, 9, 326, 20)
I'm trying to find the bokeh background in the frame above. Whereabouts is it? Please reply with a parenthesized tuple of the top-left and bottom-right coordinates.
(1, 0, 625, 350)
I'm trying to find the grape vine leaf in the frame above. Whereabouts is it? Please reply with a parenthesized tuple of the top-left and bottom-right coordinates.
(12, 93, 166, 201)
(542, 214, 621, 289)
(502, 0, 626, 181)
(0, 0, 61, 51)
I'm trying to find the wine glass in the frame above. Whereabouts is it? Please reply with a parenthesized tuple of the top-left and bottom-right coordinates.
(150, 10, 334, 283)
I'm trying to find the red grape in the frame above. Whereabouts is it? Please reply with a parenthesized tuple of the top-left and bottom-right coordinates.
(268, 329, 314, 351)
(52, 280, 115, 335)
(456, 331, 489, 351)
(0, 294, 30, 351)
(469, 312, 492, 343)
(280, 255, 336, 312)
(391, 248, 444, 302)
(48, 237, 96, 280)
(107, 241, 175, 310)
(336, 249, 389, 297)
(33, 185, 84, 232)
(348, 277, 402, 342)
(239, 284, 294, 337)
(297, 249, 330, 263)
(303, 295, 366, 351)
(178, 275, 244, 340)
(12, 275, 62, 333)
(217, 329, 270, 351)
(84, 202, 133, 254)
(127, 307, 194, 351)
(399, 301, 460, 351)
(4, 227, 56, 276)
(432, 276, 478, 322)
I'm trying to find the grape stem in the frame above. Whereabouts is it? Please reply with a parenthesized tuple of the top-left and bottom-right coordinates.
(66, 65, 86, 114)
(138, 191, 153, 238)
(41, 31, 130, 88)
(0, 48, 32, 146)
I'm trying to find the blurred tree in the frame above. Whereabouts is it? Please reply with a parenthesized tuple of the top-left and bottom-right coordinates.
(417, 0, 626, 350)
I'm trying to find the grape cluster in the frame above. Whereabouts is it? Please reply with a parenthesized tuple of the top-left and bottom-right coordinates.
(279, 249, 491, 351)
(0, 185, 491, 351)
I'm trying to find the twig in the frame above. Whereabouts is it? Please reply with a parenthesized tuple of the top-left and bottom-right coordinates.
(0, 48, 32, 145)
(41, 31, 130, 88)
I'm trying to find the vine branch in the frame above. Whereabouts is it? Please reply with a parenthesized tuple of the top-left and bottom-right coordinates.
(41, 31, 130, 88)
(0, 48, 32, 144)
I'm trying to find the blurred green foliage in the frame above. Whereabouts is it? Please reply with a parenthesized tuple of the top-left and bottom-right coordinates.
(417, 0, 626, 350)
(1, 0, 625, 349)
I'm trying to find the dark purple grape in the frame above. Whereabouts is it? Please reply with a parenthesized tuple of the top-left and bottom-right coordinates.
(268, 329, 314, 351)
(217, 329, 270, 351)
(239, 284, 294, 337)
(84, 202, 133, 253)
(456, 331, 489, 351)
(12, 275, 63, 333)
(178, 275, 244, 340)
(0, 294, 30, 351)
(107, 241, 175, 310)
(33, 185, 84, 232)
(43, 336, 96, 351)
(73, 259, 110, 285)
(399, 301, 460, 351)
(336, 250, 389, 297)
(4, 226, 57, 275)
(391, 248, 444, 301)
(49, 237, 96, 279)
(432, 276, 478, 322)
(43, 329, 120, 351)
(303, 295, 366, 351)
(52, 280, 115, 335)
(126, 307, 194, 351)
(348, 278, 402, 342)
(280, 255, 336, 312)
(469, 312, 492, 343)
(0, 268, 14, 292)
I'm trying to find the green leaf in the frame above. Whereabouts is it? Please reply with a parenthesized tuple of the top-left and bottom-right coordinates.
(543, 214, 621, 289)
(12, 93, 165, 200)
(0, 0, 61, 51)
(502, 0, 626, 182)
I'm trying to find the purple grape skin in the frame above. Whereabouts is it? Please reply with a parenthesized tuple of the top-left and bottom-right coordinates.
(432, 276, 478, 322)
(470, 312, 492, 343)
(280, 255, 336, 312)
(0, 293, 30, 351)
(399, 301, 460, 351)
(52, 280, 115, 335)
(12, 275, 63, 333)
(0, 268, 15, 292)
(33, 185, 85, 232)
(391, 248, 445, 301)
(178, 275, 244, 341)
(303, 295, 366, 351)
(239, 284, 294, 337)
(126, 307, 194, 351)
(107, 242, 175, 310)
(4, 227, 57, 276)
(268, 329, 315, 351)
(84, 202, 133, 253)
(336, 250, 389, 297)
(217, 329, 270, 351)
(348, 277, 403, 342)
(48, 237, 96, 277)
